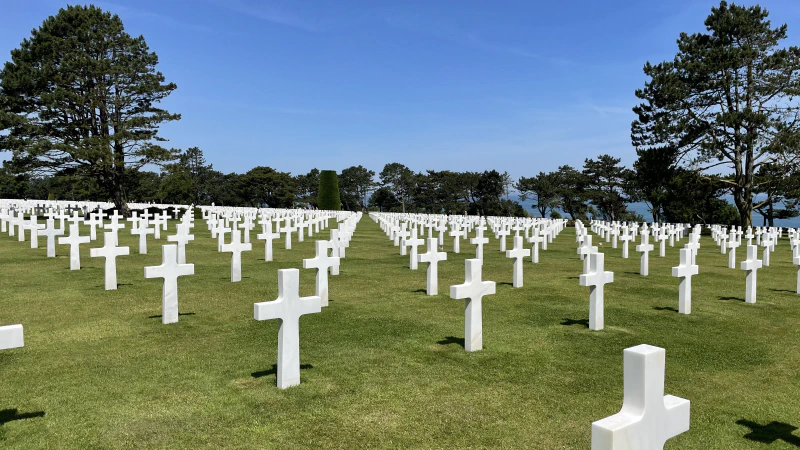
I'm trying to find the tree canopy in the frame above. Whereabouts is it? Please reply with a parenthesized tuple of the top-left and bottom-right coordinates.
(0, 5, 180, 216)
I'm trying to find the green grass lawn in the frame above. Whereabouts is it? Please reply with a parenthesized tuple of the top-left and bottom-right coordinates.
(1, 216, 799, 449)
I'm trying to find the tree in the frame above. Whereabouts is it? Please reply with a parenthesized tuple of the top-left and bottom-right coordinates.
(516, 172, 561, 218)
(317, 170, 341, 210)
(295, 168, 320, 208)
(554, 165, 589, 220)
(632, 1, 800, 227)
(630, 146, 679, 223)
(339, 165, 376, 211)
(239, 166, 296, 208)
(379, 163, 415, 213)
(753, 163, 800, 226)
(176, 147, 213, 205)
(368, 186, 399, 211)
(0, 5, 180, 216)
(582, 155, 630, 221)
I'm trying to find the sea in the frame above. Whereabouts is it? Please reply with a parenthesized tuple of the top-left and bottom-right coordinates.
(512, 196, 800, 229)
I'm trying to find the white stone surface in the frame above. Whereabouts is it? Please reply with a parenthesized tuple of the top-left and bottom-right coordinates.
(0, 324, 24, 350)
(58, 222, 90, 270)
(144, 245, 194, 324)
(220, 229, 252, 282)
(505, 235, 530, 288)
(740, 244, 762, 304)
(450, 259, 495, 352)
(90, 231, 130, 290)
(671, 248, 698, 315)
(579, 252, 614, 331)
(591, 344, 690, 450)
(254, 268, 321, 389)
(303, 240, 340, 307)
(40, 218, 64, 258)
(418, 238, 447, 296)
(636, 230, 654, 276)
(167, 223, 194, 264)
(256, 220, 278, 262)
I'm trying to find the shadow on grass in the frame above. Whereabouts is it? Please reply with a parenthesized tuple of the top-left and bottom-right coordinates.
(770, 289, 797, 294)
(623, 272, 641, 276)
(566, 276, 579, 280)
(0, 409, 45, 426)
(220, 276, 251, 281)
(413, 289, 428, 294)
(94, 283, 133, 289)
(561, 318, 589, 328)
(736, 419, 800, 447)
(251, 364, 313, 379)
(498, 282, 514, 287)
(653, 306, 679, 313)
(436, 336, 465, 348)
(719, 296, 745, 302)
(147, 312, 196, 319)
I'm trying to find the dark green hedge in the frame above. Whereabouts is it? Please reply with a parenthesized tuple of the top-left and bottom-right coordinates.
(317, 170, 341, 211)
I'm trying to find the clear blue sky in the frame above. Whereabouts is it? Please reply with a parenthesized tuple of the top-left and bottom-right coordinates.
(2, 0, 800, 180)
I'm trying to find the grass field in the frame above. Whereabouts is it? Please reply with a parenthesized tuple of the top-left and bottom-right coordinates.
(1, 215, 799, 449)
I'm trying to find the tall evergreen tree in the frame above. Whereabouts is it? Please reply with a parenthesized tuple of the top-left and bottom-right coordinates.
(632, 1, 800, 226)
(0, 5, 180, 216)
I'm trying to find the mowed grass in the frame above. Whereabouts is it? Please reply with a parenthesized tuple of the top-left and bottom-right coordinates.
(1, 215, 799, 449)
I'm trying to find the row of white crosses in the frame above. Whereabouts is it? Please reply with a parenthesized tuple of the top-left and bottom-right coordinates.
(252, 212, 360, 389)
(373, 213, 567, 294)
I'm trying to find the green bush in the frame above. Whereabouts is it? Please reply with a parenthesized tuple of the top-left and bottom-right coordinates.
(317, 170, 341, 210)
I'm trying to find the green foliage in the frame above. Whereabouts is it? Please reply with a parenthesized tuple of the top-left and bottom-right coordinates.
(582, 155, 631, 221)
(368, 186, 399, 212)
(554, 165, 589, 220)
(0, 5, 180, 215)
(239, 166, 296, 208)
(339, 165, 376, 211)
(379, 163, 415, 213)
(317, 170, 341, 210)
(516, 172, 561, 218)
(549, 210, 562, 219)
(295, 168, 320, 208)
(632, 1, 800, 226)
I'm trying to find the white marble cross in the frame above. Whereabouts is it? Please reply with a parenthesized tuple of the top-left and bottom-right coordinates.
(40, 218, 64, 258)
(220, 229, 252, 282)
(280, 221, 296, 250)
(418, 238, 447, 296)
(329, 229, 344, 274)
(505, 235, 531, 288)
(256, 220, 278, 262)
(86, 212, 103, 240)
(794, 253, 800, 295)
(636, 230, 654, 276)
(144, 244, 194, 324)
(592, 344, 690, 450)
(471, 227, 489, 260)
(131, 218, 155, 254)
(167, 223, 194, 264)
(740, 244, 762, 304)
(672, 248, 698, 314)
(761, 235, 773, 267)
(619, 228, 632, 259)
(496, 226, 510, 252)
(449, 223, 466, 253)
(0, 323, 24, 351)
(406, 227, 424, 270)
(727, 239, 740, 269)
(103, 214, 125, 246)
(579, 252, 614, 331)
(90, 231, 130, 290)
(254, 268, 322, 389)
(26, 215, 45, 249)
(450, 259, 496, 352)
(528, 231, 544, 263)
(58, 222, 91, 270)
(579, 234, 599, 274)
(302, 240, 340, 306)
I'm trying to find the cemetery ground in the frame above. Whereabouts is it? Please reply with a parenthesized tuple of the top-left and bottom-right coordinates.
(1, 218, 799, 449)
